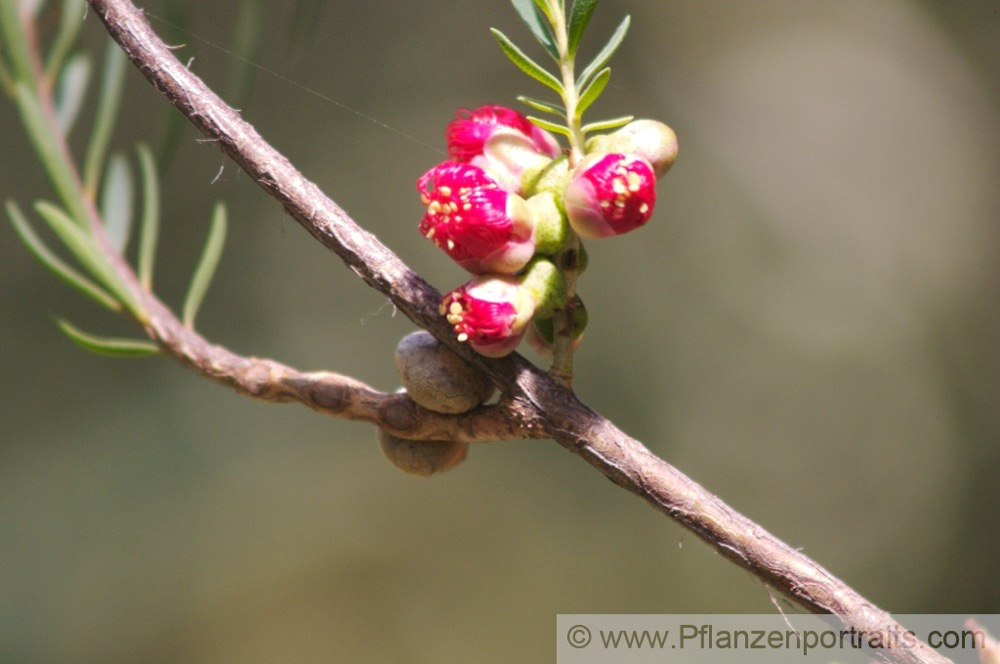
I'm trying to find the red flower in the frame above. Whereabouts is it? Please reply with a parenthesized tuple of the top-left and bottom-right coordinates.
(418, 161, 535, 274)
(439, 276, 537, 357)
(446, 105, 559, 163)
(564, 153, 657, 239)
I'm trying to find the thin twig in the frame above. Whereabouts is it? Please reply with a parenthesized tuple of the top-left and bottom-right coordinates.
(81, 1, 950, 661)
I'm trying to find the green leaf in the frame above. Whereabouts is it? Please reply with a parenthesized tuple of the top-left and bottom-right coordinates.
(530, 0, 554, 23)
(13, 83, 90, 227)
(527, 115, 572, 138)
(53, 52, 91, 134)
(44, 0, 87, 81)
(0, 0, 38, 86)
(183, 202, 227, 329)
(517, 95, 565, 117)
(0, 55, 13, 93)
(225, 0, 264, 105)
(581, 114, 634, 135)
(567, 0, 598, 57)
(34, 200, 141, 315)
(100, 153, 134, 253)
(136, 143, 160, 291)
(575, 66, 609, 118)
(56, 319, 159, 357)
(6, 200, 121, 311)
(24, 0, 46, 19)
(491, 28, 563, 95)
(576, 14, 629, 91)
(509, 0, 558, 61)
(83, 41, 126, 195)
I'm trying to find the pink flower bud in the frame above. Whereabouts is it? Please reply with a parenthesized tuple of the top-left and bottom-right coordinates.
(439, 276, 538, 358)
(446, 105, 560, 163)
(564, 153, 657, 239)
(418, 161, 536, 274)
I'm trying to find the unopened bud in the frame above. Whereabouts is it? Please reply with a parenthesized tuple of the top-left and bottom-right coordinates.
(439, 275, 538, 357)
(585, 119, 678, 178)
(564, 153, 657, 239)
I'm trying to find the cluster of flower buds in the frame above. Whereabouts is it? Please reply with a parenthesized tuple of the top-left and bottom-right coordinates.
(418, 105, 677, 357)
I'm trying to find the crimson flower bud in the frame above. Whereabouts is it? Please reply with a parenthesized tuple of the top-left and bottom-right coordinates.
(446, 105, 560, 163)
(564, 153, 657, 239)
(418, 161, 536, 274)
(439, 275, 538, 358)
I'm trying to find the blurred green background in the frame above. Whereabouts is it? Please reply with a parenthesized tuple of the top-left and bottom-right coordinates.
(2, 0, 998, 661)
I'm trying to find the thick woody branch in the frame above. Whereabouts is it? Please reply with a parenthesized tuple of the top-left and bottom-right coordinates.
(82, 1, 950, 661)
(138, 292, 538, 444)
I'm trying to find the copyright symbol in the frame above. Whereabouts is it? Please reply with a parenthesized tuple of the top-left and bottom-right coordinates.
(567, 624, 592, 648)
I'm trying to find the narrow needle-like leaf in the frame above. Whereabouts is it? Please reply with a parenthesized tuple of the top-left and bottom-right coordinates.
(136, 143, 160, 291)
(517, 95, 565, 117)
(44, 0, 87, 81)
(33, 200, 141, 316)
(53, 53, 91, 135)
(7, 200, 121, 311)
(491, 28, 564, 95)
(575, 67, 610, 118)
(83, 41, 126, 195)
(100, 152, 134, 252)
(576, 14, 630, 91)
(56, 318, 159, 357)
(0, 0, 38, 86)
(510, 0, 559, 61)
(527, 115, 572, 138)
(581, 114, 634, 135)
(13, 83, 90, 227)
(567, 0, 598, 57)
(183, 202, 228, 329)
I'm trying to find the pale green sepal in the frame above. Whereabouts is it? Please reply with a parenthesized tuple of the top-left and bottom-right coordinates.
(529, 155, 570, 201)
(519, 256, 566, 317)
(526, 191, 570, 255)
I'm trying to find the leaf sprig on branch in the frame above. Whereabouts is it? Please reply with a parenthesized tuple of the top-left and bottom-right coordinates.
(1, 0, 227, 355)
(492, 0, 633, 157)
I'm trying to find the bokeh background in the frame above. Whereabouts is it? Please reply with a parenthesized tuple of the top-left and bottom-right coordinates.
(2, 0, 998, 661)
